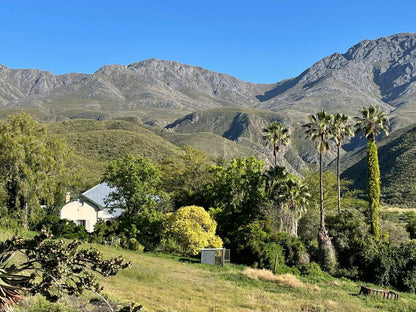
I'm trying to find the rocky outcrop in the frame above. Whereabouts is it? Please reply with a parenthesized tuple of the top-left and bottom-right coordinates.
(255, 33, 416, 129)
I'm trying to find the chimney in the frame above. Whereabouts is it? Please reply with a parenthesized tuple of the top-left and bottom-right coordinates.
(65, 192, 71, 203)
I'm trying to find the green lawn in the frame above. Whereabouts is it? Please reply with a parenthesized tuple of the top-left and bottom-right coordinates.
(89, 244, 416, 312)
(4, 234, 416, 312)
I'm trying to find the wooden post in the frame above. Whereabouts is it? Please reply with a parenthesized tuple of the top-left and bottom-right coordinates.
(273, 255, 278, 273)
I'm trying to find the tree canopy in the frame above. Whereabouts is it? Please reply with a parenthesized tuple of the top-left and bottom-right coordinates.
(164, 205, 223, 256)
(0, 113, 72, 229)
(102, 155, 165, 218)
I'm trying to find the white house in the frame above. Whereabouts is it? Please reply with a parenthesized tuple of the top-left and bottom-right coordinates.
(60, 183, 123, 233)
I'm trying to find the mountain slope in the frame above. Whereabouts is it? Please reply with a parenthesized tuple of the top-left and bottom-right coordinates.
(256, 33, 416, 131)
(48, 119, 183, 185)
(341, 124, 416, 207)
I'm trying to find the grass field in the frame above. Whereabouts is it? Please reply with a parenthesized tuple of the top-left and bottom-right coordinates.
(83, 244, 416, 312)
(4, 232, 416, 312)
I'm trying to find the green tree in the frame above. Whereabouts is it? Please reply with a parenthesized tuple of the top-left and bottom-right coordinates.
(160, 145, 212, 209)
(303, 170, 359, 212)
(355, 105, 389, 240)
(102, 155, 167, 250)
(303, 110, 336, 271)
(329, 113, 354, 213)
(0, 113, 72, 229)
(163, 205, 223, 256)
(262, 121, 290, 167)
(102, 154, 165, 219)
(204, 157, 266, 252)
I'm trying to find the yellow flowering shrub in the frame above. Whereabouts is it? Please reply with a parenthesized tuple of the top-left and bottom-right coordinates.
(164, 205, 223, 256)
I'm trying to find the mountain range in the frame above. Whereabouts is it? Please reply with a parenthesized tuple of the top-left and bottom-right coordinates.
(1, 32, 416, 206)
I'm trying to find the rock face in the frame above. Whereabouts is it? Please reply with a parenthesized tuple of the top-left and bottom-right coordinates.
(0, 33, 416, 129)
(0, 59, 269, 122)
(254, 33, 416, 130)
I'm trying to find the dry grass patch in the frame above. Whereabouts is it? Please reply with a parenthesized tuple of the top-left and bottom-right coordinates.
(241, 268, 320, 291)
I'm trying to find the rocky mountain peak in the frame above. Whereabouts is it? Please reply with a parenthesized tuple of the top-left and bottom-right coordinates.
(256, 32, 416, 126)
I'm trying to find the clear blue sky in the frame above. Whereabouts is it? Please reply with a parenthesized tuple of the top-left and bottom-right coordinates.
(1, 1, 415, 83)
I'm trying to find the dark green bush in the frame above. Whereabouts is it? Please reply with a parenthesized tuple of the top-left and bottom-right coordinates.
(91, 219, 120, 244)
(235, 220, 309, 271)
(404, 211, 416, 239)
(119, 209, 165, 251)
(235, 220, 284, 270)
(37, 216, 88, 240)
(326, 209, 371, 278)
(271, 231, 309, 267)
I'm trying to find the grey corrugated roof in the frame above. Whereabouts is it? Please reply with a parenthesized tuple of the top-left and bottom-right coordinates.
(82, 182, 118, 208)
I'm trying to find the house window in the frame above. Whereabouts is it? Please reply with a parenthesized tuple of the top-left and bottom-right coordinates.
(76, 220, 86, 227)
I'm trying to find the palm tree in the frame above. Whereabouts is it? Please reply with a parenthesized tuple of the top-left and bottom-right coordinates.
(355, 105, 389, 240)
(280, 177, 310, 236)
(262, 121, 290, 167)
(303, 110, 336, 271)
(329, 113, 355, 213)
(264, 166, 289, 232)
(264, 167, 310, 236)
(355, 105, 389, 143)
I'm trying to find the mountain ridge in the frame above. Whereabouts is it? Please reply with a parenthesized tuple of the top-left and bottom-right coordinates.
(1, 33, 416, 129)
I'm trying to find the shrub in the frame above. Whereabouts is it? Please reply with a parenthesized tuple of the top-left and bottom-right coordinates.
(326, 209, 371, 277)
(120, 209, 165, 251)
(404, 211, 416, 239)
(236, 220, 309, 271)
(17, 296, 79, 312)
(271, 231, 309, 267)
(236, 221, 284, 270)
(37, 216, 88, 240)
(91, 219, 120, 244)
(163, 205, 223, 256)
(121, 238, 144, 252)
(156, 237, 184, 255)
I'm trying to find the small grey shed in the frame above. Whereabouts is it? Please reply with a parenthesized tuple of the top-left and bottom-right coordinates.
(201, 248, 230, 266)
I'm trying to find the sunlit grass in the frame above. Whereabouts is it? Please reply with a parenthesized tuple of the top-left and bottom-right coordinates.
(91, 244, 416, 312)
(2, 234, 416, 311)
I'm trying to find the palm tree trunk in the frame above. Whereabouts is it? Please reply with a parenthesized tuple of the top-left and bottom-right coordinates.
(319, 152, 324, 228)
(317, 152, 337, 271)
(273, 147, 277, 167)
(337, 144, 341, 214)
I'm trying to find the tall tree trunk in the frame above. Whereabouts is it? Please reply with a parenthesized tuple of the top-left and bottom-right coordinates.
(367, 140, 380, 240)
(318, 227, 336, 272)
(317, 152, 337, 272)
(337, 144, 341, 214)
(273, 146, 277, 167)
(292, 218, 298, 237)
(319, 152, 324, 229)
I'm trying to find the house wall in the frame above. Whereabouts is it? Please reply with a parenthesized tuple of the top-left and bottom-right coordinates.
(60, 200, 98, 233)
(98, 208, 123, 221)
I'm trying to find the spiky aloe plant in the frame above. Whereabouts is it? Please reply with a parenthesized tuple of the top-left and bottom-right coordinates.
(0, 252, 28, 312)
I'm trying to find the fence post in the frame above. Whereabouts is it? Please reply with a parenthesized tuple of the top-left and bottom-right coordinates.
(273, 255, 278, 274)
